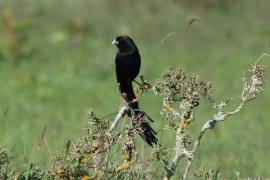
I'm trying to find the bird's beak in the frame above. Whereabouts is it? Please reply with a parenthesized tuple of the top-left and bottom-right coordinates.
(112, 39, 118, 45)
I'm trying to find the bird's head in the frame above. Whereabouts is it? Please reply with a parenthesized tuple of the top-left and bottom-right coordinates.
(112, 35, 138, 53)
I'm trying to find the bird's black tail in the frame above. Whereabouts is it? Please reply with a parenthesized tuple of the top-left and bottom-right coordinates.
(119, 82, 158, 147)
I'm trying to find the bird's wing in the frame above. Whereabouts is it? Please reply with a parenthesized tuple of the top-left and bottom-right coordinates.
(128, 52, 141, 82)
(115, 54, 126, 83)
(115, 51, 141, 83)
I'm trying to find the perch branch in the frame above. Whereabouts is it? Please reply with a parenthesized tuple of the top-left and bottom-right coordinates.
(108, 105, 127, 132)
(109, 78, 150, 132)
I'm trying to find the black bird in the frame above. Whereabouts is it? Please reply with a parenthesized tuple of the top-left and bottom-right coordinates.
(112, 35, 158, 146)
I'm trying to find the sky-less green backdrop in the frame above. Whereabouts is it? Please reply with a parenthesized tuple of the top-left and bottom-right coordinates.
(0, 0, 269, 178)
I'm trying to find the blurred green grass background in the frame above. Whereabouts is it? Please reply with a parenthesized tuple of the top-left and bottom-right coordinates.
(0, 0, 269, 178)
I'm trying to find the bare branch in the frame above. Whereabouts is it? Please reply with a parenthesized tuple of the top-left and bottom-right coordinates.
(108, 105, 127, 132)
(182, 57, 267, 179)
(164, 101, 193, 179)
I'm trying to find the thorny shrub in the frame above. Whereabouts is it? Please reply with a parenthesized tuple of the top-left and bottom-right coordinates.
(0, 54, 269, 179)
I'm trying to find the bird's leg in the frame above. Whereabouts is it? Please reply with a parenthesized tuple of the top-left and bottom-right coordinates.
(133, 76, 146, 89)
(139, 75, 144, 82)
(133, 79, 141, 86)
(138, 75, 146, 92)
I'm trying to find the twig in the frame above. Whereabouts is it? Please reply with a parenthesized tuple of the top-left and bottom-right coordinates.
(108, 105, 127, 132)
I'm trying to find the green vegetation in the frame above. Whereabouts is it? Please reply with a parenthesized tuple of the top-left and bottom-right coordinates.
(0, 0, 269, 179)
